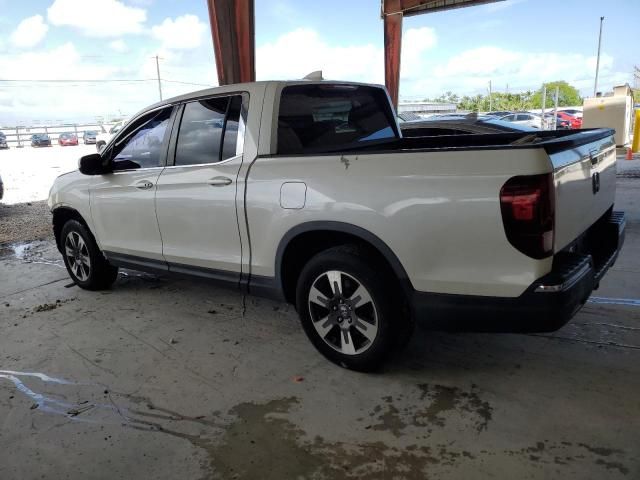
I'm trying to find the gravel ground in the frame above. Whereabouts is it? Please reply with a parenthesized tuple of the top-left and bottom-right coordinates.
(0, 201, 53, 245)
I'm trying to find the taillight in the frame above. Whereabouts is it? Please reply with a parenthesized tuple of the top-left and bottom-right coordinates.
(500, 174, 554, 259)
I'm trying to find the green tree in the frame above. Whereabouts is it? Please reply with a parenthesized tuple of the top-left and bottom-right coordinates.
(531, 81, 582, 108)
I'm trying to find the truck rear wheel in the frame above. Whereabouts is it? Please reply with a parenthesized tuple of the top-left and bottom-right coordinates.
(295, 245, 402, 371)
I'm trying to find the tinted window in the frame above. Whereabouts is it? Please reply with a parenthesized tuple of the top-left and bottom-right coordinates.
(175, 94, 244, 166)
(112, 108, 172, 170)
(277, 84, 398, 154)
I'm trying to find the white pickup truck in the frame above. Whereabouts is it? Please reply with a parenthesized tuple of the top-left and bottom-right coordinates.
(48, 80, 625, 370)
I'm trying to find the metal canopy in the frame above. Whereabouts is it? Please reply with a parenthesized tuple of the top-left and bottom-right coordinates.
(205, 0, 504, 108)
(382, 0, 504, 16)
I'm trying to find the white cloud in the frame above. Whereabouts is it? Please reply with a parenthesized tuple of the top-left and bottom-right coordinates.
(256, 28, 384, 83)
(108, 39, 128, 52)
(10, 15, 49, 48)
(254, 27, 628, 100)
(0, 42, 129, 122)
(423, 47, 627, 97)
(47, 0, 146, 37)
(400, 27, 437, 80)
(151, 14, 207, 50)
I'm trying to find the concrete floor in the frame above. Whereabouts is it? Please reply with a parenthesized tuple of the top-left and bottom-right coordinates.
(0, 179, 639, 480)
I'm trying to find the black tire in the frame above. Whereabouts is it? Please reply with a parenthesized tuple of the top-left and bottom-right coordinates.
(296, 245, 408, 372)
(60, 220, 118, 290)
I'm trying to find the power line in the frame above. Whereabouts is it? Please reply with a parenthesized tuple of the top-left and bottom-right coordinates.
(0, 78, 154, 83)
(0, 78, 214, 88)
(162, 80, 214, 87)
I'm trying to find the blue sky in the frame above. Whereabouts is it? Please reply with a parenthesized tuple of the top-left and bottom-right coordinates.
(0, 0, 636, 122)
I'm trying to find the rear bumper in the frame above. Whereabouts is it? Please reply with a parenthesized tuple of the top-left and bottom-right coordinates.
(411, 210, 625, 332)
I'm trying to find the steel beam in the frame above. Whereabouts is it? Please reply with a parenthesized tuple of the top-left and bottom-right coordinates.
(384, 13, 402, 109)
(206, 0, 255, 85)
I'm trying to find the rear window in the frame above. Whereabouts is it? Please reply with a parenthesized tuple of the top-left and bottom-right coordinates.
(277, 84, 398, 155)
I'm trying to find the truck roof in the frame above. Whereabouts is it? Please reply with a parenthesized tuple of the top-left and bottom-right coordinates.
(134, 80, 387, 121)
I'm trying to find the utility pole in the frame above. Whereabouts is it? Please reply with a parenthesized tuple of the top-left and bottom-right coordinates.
(154, 55, 163, 101)
(553, 85, 559, 129)
(541, 85, 547, 130)
(593, 16, 604, 97)
(488, 80, 492, 112)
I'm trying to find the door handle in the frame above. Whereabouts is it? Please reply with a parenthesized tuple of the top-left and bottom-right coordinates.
(135, 181, 154, 190)
(207, 176, 232, 187)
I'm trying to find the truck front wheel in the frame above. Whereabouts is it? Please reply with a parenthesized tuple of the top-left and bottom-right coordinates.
(295, 245, 401, 371)
(60, 220, 118, 290)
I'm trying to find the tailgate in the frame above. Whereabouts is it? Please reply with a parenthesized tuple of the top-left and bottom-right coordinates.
(546, 130, 616, 251)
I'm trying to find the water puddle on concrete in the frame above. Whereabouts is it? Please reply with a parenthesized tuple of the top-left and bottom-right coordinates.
(0, 369, 141, 424)
(0, 240, 63, 268)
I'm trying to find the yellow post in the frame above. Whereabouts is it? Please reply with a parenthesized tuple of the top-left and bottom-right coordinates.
(633, 109, 640, 153)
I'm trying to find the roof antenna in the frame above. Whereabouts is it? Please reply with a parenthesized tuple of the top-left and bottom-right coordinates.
(303, 70, 323, 81)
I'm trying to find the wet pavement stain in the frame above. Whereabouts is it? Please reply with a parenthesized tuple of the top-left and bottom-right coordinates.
(200, 397, 469, 479)
(505, 440, 630, 476)
(1, 372, 633, 478)
(370, 383, 493, 436)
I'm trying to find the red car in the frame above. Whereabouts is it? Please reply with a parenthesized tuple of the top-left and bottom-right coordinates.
(58, 133, 78, 146)
(556, 111, 582, 129)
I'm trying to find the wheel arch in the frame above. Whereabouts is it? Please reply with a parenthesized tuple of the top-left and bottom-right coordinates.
(52, 206, 91, 253)
(274, 221, 413, 305)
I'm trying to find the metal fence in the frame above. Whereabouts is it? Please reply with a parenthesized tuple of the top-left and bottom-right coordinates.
(0, 122, 117, 147)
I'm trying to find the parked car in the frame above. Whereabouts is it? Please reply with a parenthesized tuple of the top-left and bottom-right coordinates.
(96, 119, 129, 152)
(499, 112, 543, 129)
(83, 131, 98, 144)
(543, 113, 572, 130)
(484, 111, 513, 118)
(401, 114, 535, 136)
(555, 111, 582, 129)
(49, 80, 624, 371)
(0, 132, 8, 149)
(58, 133, 79, 146)
(397, 112, 423, 122)
(560, 108, 583, 119)
(31, 134, 51, 147)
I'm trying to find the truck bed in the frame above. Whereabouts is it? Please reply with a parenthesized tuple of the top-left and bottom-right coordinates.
(394, 128, 615, 154)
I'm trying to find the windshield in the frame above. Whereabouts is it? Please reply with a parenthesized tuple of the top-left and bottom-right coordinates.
(277, 84, 399, 154)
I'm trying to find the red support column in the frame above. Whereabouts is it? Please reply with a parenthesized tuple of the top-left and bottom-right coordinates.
(383, 12, 402, 110)
(206, 0, 255, 86)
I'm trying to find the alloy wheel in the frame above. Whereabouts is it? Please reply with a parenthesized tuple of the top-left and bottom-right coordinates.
(64, 231, 91, 282)
(307, 270, 379, 355)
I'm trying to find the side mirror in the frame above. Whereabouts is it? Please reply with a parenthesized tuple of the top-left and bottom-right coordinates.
(79, 153, 110, 175)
